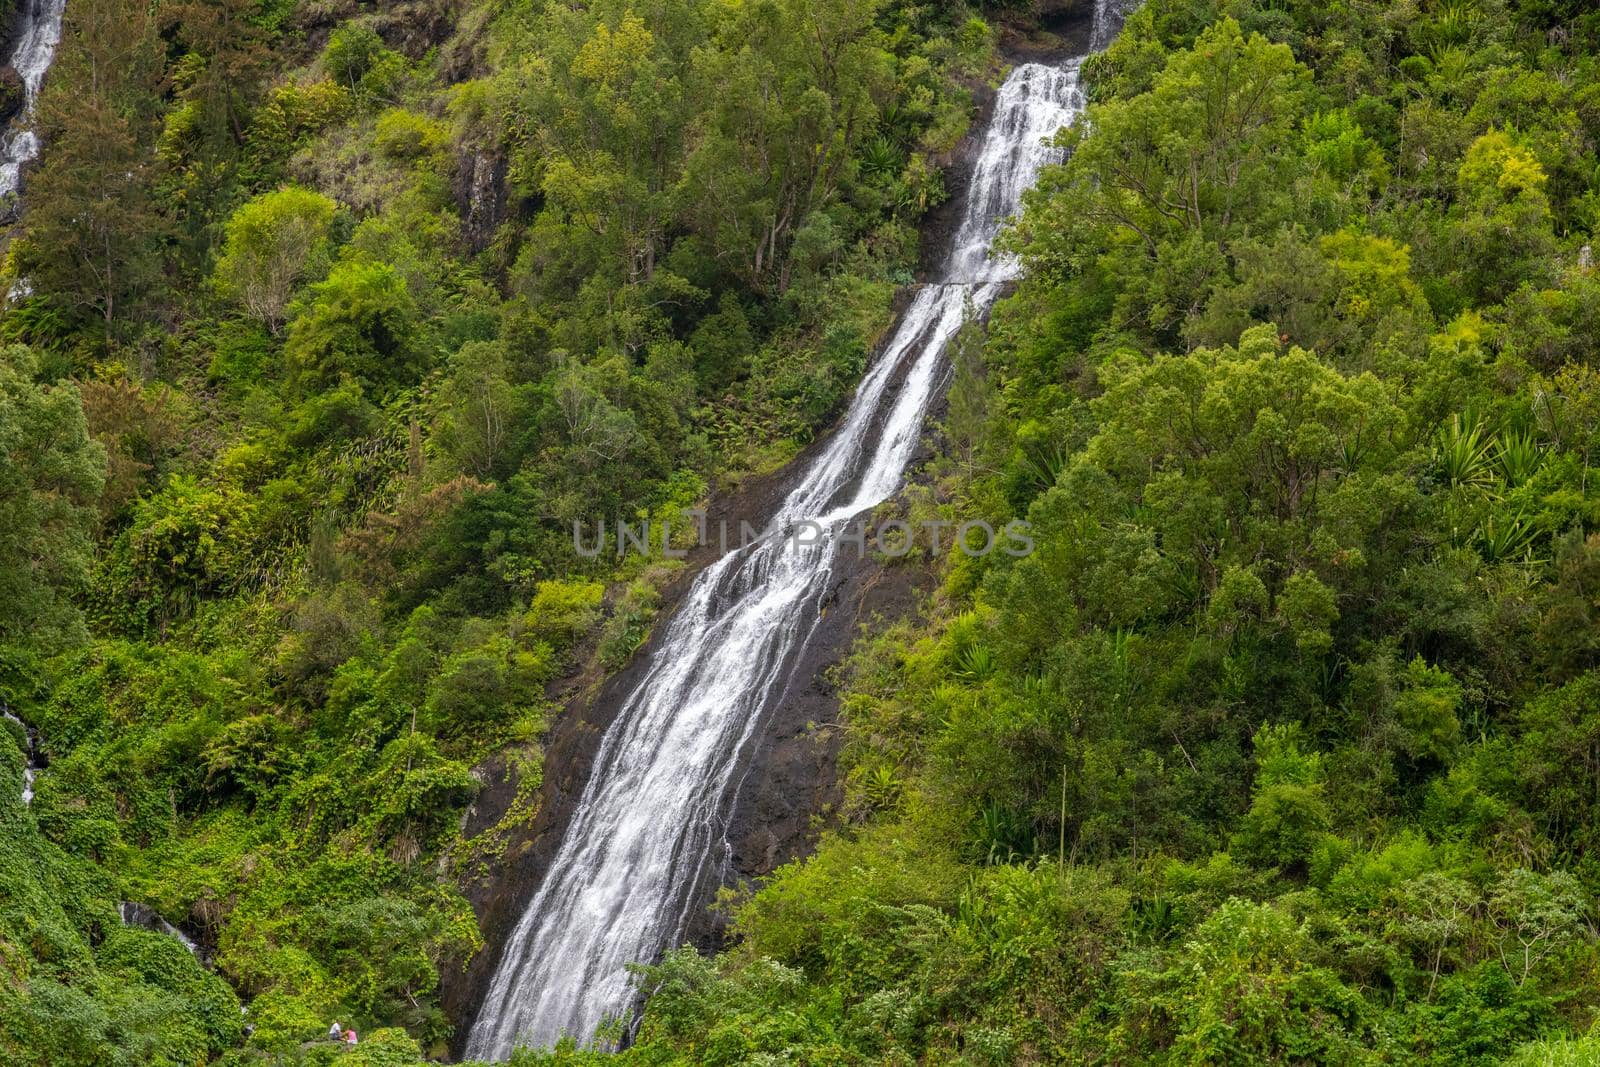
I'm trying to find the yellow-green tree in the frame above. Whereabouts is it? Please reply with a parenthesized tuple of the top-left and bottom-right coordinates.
(213, 185, 338, 333)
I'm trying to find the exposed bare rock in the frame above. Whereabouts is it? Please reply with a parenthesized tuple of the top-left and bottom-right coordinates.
(0, 65, 24, 126)
(454, 147, 508, 256)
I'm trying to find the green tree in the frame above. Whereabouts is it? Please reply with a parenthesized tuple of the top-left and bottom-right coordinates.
(435, 340, 523, 480)
(1233, 725, 1332, 870)
(213, 185, 338, 333)
(1445, 129, 1560, 306)
(320, 23, 406, 109)
(17, 0, 166, 329)
(157, 0, 274, 260)
(1012, 18, 1308, 344)
(1488, 869, 1587, 986)
(284, 260, 420, 392)
(1393, 657, 1464, 763)
(1117, 898, 1371, 1063)
(683, 0, 889, 294)
(523, 2, 698, 286)
(0, 347, 105, 659)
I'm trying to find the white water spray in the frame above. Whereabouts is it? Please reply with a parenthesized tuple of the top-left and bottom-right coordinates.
(468, 9, 1125, 1058)
(0, 0, 68, 206)
(4, 709, 39, 804)
(120, 902, 204, 960)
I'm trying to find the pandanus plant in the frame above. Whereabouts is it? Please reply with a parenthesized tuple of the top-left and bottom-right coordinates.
(970, 801, 1036, 866)
(1434, 409, 1496, 490)
(1420, 0, 1481, 60)
(860, 762, 905, 812)
(1476, 510, 1542, 563)
(1434, 409, 1546, 493)
(858, 135, 905, 180)
(1433, 409, 1548, 563)
(1494, 428, 1544, 487)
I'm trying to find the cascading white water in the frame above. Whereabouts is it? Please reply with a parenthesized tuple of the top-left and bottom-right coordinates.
(468, 12, 1123, 1058)
(1091, 0, 1134, 51)
(0, 0, 68, 205)
(4, 709, 40, 804)
(119, 902, 204, 959)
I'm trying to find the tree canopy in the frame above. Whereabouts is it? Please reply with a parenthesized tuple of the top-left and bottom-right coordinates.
(6, 0, 1600, 1062)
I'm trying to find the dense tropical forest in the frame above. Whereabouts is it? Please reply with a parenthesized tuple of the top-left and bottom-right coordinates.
(4, 0, 1600, 1061)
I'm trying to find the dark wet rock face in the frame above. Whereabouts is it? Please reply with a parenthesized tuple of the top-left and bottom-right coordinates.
(696, 532, 931, 949)
(119, 902, 206, 962)
(455, 148, 508, 255)
(0, 65, 23, 126)
(1013, 0, 1098, 53)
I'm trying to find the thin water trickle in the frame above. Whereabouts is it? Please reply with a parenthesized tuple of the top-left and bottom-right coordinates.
(120, 902, 204, 960)
(4, 709, 40, 805)
(468, 12, 1122, 1058)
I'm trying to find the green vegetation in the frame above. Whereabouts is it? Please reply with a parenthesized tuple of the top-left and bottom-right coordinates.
(8, 0, 1600, 1062)
(547, 1, 1600, 1063)
(0, 0, 993, 1060)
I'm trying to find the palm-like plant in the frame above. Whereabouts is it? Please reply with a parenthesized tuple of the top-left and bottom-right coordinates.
(1018, 437, 1069, 493)
(1434, 410, 1496, 489)
(970, 802, 1035, 866)
(954, 642, 996, 682)
(876, 100, 914, 144)
(1422, 0, 1480, 61)
(861, 762, 904, 811)
(1494, 428, 1544, 487)
(859, 135, 905, 179)
(1477, 510, 1543, 564)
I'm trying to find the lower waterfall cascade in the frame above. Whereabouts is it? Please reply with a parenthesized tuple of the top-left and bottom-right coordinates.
(466, 9, 1124, 1059)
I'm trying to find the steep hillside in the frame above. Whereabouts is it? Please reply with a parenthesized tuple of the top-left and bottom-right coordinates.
(8, 0, 1600, 1064)
(0, 0, 999, 1060)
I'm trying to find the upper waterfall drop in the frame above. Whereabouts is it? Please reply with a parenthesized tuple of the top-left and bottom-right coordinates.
(944, 61, 1083, 286)
(466, 15, 1122, 1061)
(0, 0, 69, 208)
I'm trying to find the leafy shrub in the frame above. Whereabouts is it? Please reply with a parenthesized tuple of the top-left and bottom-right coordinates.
(373, 109, 447, 163)
(323, 25, 406, 105)
(1233, 725, 1332, 870)
(526, 579, 605, 647)
(285, 261, 419, 392)
(214, 185, 338, 332)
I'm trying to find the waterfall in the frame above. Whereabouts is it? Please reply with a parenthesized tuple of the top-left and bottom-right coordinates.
(1090, 0, 1135, 51)
(119, 902, 205, 960)
(466, 13, 1119, 1060)
(0, 0, 69, 209)
(4, 709, 40, 804)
